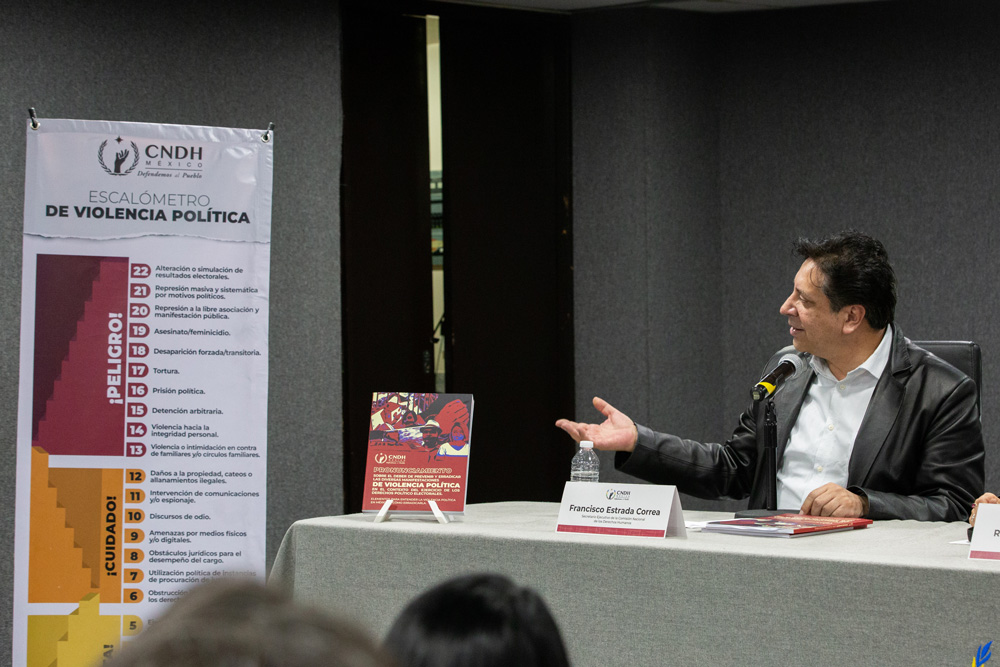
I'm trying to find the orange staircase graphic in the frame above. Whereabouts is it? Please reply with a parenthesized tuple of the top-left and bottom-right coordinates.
(29, 447, 122, 604)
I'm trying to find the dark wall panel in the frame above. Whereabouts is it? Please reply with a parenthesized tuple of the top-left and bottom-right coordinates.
(717, 0, 1000, 495)
(571, 9, 725, 507)
(0, 1, 343, 655)
(572, 0, 1000, 509)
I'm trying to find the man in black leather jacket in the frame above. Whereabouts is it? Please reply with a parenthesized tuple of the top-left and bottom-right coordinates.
(556, 231, 984, 522)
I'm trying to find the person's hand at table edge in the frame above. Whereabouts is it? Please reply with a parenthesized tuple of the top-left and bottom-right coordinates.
(969, 492, 1000, 526)
(800, 483, 866, 517)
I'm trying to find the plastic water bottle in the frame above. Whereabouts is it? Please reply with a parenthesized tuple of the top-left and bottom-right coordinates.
(570, 441, 600, 482)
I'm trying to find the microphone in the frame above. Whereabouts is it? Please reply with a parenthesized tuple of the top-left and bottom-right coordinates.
(751, 353, 805, 402)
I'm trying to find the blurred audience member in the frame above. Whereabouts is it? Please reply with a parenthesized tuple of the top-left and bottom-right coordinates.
(103, 578, 393, 667)
(384, 573, 570, 667)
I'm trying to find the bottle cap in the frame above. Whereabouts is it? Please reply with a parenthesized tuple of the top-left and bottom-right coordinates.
(580, 440, 594, 449)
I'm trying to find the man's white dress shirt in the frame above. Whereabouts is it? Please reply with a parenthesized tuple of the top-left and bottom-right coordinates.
(775, 325, 892, 510)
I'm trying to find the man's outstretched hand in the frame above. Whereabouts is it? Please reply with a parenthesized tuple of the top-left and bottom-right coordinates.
(555, 397, 638, 452)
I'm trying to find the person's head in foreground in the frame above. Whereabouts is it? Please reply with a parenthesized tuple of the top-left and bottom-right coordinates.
(104, 578, 393, 667)
(383, 573, 570, 667)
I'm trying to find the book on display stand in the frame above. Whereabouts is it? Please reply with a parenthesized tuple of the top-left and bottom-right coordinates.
(361, 392, 474, 524)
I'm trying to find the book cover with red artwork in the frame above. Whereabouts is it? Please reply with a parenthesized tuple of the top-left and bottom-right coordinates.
(702, 514, 873, 537)
(362, 392, 474, 514)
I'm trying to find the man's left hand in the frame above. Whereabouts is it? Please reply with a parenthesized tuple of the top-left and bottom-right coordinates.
(800, 483, 864, 517)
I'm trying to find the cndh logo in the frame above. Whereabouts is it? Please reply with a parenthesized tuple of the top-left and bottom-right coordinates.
(605, 489, 631, 501)
(974, 641, 992, 667)
(98, 137, 139, 176)
(374, 453, 406, 465)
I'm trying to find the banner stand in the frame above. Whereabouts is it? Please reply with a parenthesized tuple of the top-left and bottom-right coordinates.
(13, 116, 273, 666)
(374, 499, 451, 525)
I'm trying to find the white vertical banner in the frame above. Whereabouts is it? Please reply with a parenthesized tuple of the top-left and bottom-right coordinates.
(13, 118, 272, 666)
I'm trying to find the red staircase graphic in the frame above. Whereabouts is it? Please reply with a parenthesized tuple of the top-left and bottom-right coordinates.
(33, 258, 128, 457)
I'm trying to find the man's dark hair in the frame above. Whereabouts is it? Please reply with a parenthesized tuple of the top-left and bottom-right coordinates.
(384, 573, 570, 667)
(794, 230, 896, 329)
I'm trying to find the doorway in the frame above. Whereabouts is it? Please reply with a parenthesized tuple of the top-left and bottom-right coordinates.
(340, 0, 574, 513)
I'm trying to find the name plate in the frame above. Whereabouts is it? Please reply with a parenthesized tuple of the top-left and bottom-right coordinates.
(970, 503, 1000, 560)
(556, 482, 686, 538)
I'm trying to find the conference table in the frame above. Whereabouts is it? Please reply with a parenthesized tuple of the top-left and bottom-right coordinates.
(270, 501, 1000, 666)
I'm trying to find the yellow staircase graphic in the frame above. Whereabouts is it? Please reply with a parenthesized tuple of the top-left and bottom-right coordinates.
(27, 594, 121, 667)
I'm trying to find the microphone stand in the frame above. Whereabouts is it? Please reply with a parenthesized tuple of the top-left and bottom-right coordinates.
(761, 398, 778, 511)
(734, 395, 792, 519)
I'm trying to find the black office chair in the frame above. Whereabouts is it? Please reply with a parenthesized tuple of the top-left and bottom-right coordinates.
(912, 340, 982, 414)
